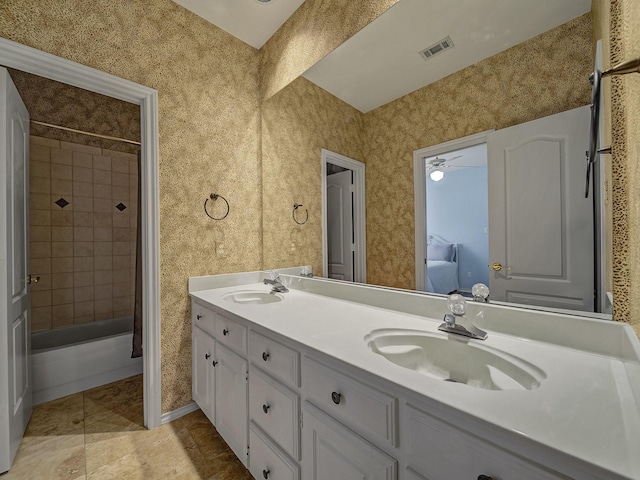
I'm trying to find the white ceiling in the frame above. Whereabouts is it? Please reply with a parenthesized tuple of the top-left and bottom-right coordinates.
(173, 0, 591, 111)
(303, 0, 592, 112)
(172, 0, 305, 49)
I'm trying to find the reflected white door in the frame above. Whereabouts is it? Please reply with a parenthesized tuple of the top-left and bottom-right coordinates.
(327, 170, 354, 281)
(487, 106, 593, 311)
(0, 67, 32, 473)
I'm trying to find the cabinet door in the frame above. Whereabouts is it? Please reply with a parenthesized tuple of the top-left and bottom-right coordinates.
(192, 326, 215, 424)
(302, 402, 396, 480)
(215, 343, 248, 466)
(404, 404, 568, 480)
(249, 365, 300, 460)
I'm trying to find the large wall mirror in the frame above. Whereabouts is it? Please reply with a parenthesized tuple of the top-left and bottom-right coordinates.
(261, 0, 608, 319)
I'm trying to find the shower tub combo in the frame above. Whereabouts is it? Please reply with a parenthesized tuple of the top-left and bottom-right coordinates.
(31, 316, 143, 405)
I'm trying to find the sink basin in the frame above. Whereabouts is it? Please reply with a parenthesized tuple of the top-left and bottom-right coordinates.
(365, 329, 545, 391)
(222, 291, 283, 305)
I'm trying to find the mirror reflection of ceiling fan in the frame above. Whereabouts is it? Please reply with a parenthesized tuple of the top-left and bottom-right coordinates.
(426, 154, 482, 181)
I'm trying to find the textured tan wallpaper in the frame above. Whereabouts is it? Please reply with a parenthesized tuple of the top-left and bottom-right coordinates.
(0, 0, 262, 413)
(9, 69, 140, 154)
(609, 0, 640, 335)
(259, 0, 399, 101)
(262, 76, 364, 273)
(363, 14, 593, 290)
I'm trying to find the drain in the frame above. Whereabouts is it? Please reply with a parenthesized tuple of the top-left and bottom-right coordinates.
(444, 378, 458, 383)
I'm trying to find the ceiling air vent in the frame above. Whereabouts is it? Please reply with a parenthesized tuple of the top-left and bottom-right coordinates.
(419, 36, 454, 61)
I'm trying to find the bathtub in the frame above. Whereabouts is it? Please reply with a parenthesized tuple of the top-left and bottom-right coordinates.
(31, 316, 143, 405)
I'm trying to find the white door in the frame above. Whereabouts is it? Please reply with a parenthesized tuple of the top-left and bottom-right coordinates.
(0, 67, 32, 473)
(487, 106, 593, 311)
(327, 170, 354, 281)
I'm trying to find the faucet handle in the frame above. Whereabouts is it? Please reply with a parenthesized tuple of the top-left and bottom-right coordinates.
(268, 270, 279, 281)
(443, 313, 456, 326)
(472, 283, 490, 302)
(447, 294, 467, 316)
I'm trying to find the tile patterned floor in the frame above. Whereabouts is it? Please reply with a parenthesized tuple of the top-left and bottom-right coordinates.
(3, 375, 253, 479)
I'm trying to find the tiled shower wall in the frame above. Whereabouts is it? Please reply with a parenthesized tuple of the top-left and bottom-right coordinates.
(29, 135, 139, 332)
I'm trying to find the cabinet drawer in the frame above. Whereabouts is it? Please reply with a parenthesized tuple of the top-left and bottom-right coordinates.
(249, 366, 300, 460)
(250, 424, 299, 480)
(404, 404, 569, 480)
(302, 356, 397, 447)
(192, 301, 215, 337)
(249, 331, 300, 387)
(215, 313, 247, 354)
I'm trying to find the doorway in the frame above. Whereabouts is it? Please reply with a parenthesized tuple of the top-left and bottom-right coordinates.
(321, 149, 366, 282)
(424, 143, 489, 295)
(0, 38, 161, 439)
(414, 106, 597, 313)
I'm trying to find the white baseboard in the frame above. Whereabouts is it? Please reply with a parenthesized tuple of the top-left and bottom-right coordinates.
(161, 401, 200, 425)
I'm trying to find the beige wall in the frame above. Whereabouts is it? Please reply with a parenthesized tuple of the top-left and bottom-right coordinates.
(0, 0, 263, 412)
(608, 0, 640, 335)
(29, 136, 138, 331)
(262, 77, 364, 273)
(9, 69, 140, 154)
(363, 14, 593, 290)
(260, 0, 399, 101)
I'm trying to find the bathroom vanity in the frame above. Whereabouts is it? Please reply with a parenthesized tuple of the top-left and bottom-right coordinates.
(188, 270, 640, 480)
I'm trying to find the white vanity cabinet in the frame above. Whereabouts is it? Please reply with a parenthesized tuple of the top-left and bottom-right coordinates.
(191, 300, 249, 466)
(189, 284, 623, 480)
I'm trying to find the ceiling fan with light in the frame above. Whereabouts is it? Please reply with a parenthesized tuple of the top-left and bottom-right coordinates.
(426, 154, 481, 181)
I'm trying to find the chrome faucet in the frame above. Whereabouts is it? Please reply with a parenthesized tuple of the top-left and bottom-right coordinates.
(263, 273, 289, 293)
(438, 294, 487, 340)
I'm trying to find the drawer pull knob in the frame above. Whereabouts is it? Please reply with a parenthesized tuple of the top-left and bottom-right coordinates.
(262, 404, 270, 414)
(196, 314, 203, 320)
(263, 469, 270, 479)
(223, 328, 229, 336)
(262, 352, 270, 361)
(212, 360, 218, 367)
(205, 353, 210, 360)
(331, 391, 342, 405)
(478, 476, 493, 480)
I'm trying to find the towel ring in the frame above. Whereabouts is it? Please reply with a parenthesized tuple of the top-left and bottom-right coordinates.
(204, 193, 230, 220)
(292, 203, 308, 225)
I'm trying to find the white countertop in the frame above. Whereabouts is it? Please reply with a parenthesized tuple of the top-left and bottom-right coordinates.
(189, 271, 640, 480)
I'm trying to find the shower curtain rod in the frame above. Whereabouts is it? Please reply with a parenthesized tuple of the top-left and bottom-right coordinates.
(30, 120, 142, 146)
